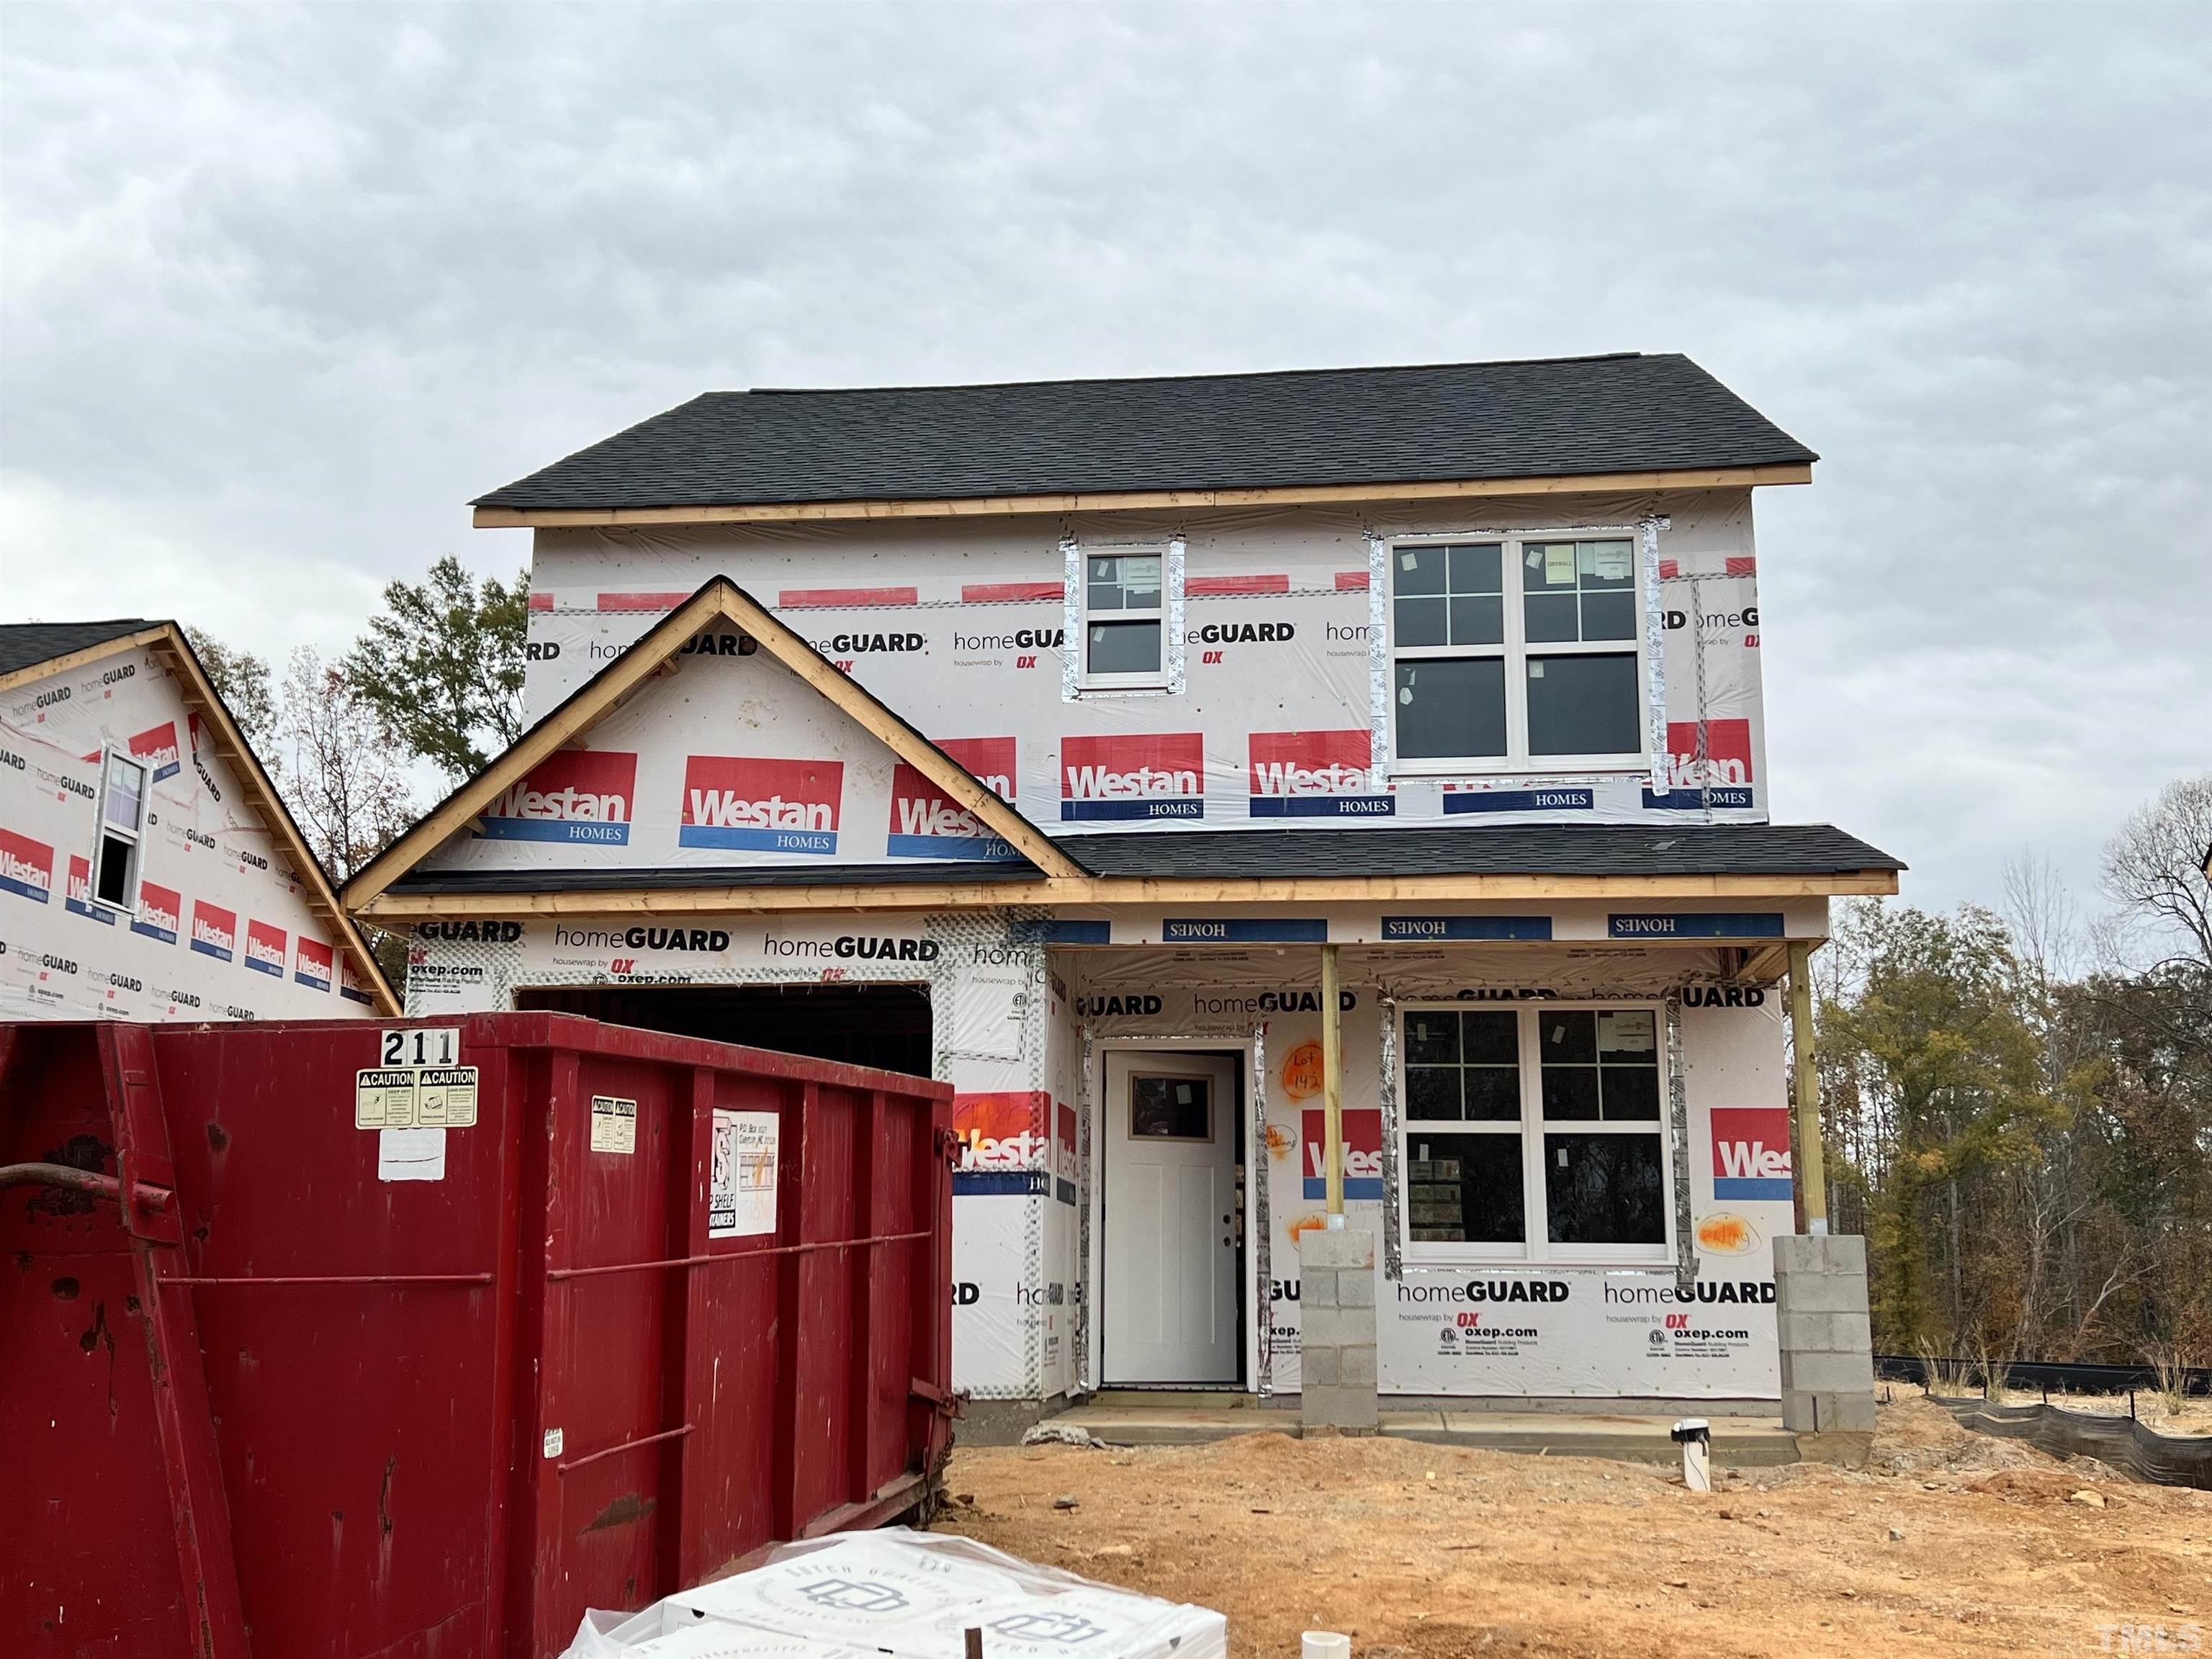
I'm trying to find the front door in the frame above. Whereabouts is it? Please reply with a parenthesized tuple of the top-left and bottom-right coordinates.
(1102, 1050, 1240, 1385)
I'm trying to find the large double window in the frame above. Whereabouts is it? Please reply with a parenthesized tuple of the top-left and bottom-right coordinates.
(1390, 536, 1646, 769)
(1399, 1004, 1670, 1262)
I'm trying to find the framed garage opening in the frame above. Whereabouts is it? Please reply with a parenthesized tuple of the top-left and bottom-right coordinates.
(515, 982, 935, 1078)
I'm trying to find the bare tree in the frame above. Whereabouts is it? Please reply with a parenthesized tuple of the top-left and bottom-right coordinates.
(273, 647, 417, 882)
(2101, 773, 2212, 972)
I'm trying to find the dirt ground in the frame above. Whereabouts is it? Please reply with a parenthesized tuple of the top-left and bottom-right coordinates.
(932, 1398, 2208, 1659)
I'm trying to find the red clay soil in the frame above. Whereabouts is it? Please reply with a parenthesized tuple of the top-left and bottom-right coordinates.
(932, 1398, 2208, 1658)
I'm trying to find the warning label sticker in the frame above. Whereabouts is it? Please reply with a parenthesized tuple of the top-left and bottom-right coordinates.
(415, 1067, 479, 1127)
(590, 1094, 638, 1155)
(356, 1069, 418, 1128)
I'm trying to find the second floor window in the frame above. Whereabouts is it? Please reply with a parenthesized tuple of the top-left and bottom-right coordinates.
(93, 750, 147, 911)
(1390, 536, 1645, 770)
(1083, 552, 1166, 685)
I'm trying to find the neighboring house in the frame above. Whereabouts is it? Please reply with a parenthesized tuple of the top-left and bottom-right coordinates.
(0, 620, 397, 1020)
(346, 354, 1902, 1422)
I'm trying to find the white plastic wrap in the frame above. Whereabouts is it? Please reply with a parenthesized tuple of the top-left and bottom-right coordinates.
(559, 1529, 1228, 1659)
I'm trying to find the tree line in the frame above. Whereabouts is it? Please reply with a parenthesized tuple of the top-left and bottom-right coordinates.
(1815, 776, 2212, 1373)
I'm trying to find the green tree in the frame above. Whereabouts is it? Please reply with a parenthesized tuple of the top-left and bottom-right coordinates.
(343, 557, 529, 781)
(181, 625, 277, 747)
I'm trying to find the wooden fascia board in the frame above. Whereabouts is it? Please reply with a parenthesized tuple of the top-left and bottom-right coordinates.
(358, 866, 1899, 919)
(341, 579, 1079, 911)
(0, 627, 174, 696)
(342, 583, 740, 909)
(709, 585, 1083, 879)
(147, 631, 403, 1016)
(470, 463, 1814, 529)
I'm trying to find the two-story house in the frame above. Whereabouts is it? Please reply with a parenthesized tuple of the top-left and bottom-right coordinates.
(346, 354, 1902, 1430)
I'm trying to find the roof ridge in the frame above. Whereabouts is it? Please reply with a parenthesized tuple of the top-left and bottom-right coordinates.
(737, 353, 1655, 398)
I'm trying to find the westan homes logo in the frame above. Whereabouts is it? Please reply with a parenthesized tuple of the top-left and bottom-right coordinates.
(1061, 732, 1205, 822)
(1302, 1107, 1383, 1199)
(1647, 718, 1755, 810)
(0, 828, 55, 904)
(295, 935, 334, 991)
(65, 855, 114, 922)
(128, 721, 182, 783)
(480, 750, 637, 845)
(1710, 1106, 1794, 1201)
(679, 755, 843, 855)
(134, 882, 181, 943)
(1248, 729, 1392, 818)
(339, 951, 374, 1004)
(888, 737, 1020, 860)
(191, 900, 237, 962)
(244, 919, 287, 978)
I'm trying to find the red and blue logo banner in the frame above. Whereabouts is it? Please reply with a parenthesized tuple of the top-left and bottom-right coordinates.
(65, 854, 114, 922)
(1303, 1106, 1385, 1199)
(1710, 1106, 1794, 1200)
(0, 828, 55, 904)
(1646, 719, 1756, 810)
(888, 737, 1021, 860)
(1061, 732, 1205, 821)
(480, 750, 637, 845)
(133, 881, 181, 943)
(127, 720, 182, 783)
(244, 918, 287, 978)
(295, 935, 334, 991)
(1247, 729, 1391, 817)
(679, 755, 843, 855)
(190, 899, 237, 962)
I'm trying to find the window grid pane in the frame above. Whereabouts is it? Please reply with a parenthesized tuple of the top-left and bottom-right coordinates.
(1404, 1011, 1521, 1123)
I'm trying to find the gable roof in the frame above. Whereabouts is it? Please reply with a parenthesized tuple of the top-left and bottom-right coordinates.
(341, 577, 1084, 909)
(0, 620, 401, 1016)
(472, 353, 1817, 523)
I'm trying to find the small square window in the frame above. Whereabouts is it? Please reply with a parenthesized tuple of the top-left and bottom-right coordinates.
(1130, 1074, 1210, 1139)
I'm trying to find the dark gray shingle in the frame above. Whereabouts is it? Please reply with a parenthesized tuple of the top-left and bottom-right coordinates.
(0, 620, 158, 679)
(475, 354, 1816, 512)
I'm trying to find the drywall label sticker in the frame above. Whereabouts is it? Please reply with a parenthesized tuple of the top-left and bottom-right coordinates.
(355, 1068, 418, 1129)
(709, 1108, 780, 1238)
(377, 1126, 445, 1182)
(590, 1094, 638, 1154)
(415, 1066, 478, 1127)
(543, 1426, 563, 1459)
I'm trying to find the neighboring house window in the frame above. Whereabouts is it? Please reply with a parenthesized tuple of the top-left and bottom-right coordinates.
(1081, 550, 1169, 686)
(1399, 1003, 1670, 1262)
(92, 750, 148, 911)
(1390, 536, 1645, 769)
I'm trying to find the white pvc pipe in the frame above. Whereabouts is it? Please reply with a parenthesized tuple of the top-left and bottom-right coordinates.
(1303, 1635, 1351, 1659)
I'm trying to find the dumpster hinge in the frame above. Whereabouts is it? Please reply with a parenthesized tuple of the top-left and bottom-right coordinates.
(911, 1377, 966, 1419)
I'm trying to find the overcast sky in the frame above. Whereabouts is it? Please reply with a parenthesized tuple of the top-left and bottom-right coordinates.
(3, 4, 2206, 917)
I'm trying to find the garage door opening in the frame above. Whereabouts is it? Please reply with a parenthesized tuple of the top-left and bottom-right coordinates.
(514, 983, 933, 1077)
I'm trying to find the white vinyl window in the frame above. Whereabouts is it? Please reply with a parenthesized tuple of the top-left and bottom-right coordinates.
(91, 750, 148, 912)
(1399, 1002, 1671, 1264)
(1389, 535, 1647, 773)
(1079, 550, 1170, 688)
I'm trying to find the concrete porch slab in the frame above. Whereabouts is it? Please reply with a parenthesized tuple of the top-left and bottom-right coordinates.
(1043, 1395, 1799, 1465)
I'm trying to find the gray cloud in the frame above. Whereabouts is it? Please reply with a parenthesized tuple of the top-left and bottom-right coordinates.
(3, 2, 2206, 912)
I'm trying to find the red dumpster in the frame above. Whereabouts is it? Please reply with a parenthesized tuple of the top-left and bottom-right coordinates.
(1, 1013, 958, 1659)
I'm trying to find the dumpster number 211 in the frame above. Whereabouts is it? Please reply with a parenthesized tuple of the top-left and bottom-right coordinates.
(381, 1027, 461, 1069)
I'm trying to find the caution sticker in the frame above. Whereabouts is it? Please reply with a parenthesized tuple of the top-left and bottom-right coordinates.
(416, 1067, 480, 1128)
(356, 1069, 418, 1129)
(590, 1094, 638, 1155)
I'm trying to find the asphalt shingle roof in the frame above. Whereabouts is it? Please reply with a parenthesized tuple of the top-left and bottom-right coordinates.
(1056, 824, 1902, 880)
(0, 620, 158, 678)
(475, 354, 1817, 513)
(387, 823, 1900, 894)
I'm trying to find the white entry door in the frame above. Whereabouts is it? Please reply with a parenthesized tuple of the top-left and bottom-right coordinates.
(1102, 1050, 1241, 1385)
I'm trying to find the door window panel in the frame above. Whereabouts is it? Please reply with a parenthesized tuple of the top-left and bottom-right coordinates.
(1130, 1074, 1210, 1140)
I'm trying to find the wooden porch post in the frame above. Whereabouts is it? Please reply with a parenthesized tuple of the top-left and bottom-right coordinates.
(1787, 940, 1828, 1236)
(1321, 942, 1344, 1223)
